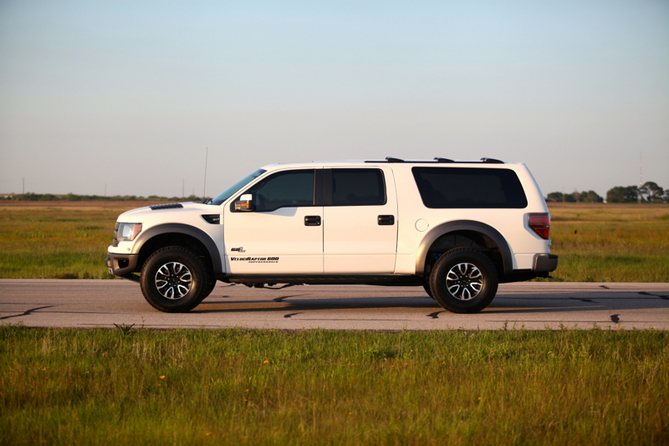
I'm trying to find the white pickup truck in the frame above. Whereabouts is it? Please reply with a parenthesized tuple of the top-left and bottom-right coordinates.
(107, 157, 558, 313)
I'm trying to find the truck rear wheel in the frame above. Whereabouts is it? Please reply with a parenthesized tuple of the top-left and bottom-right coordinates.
(140, 246, 211, 313)
(429, 248, 498, 313)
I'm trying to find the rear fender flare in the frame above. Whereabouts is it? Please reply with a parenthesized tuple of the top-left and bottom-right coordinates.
(415, 220, 512, 276)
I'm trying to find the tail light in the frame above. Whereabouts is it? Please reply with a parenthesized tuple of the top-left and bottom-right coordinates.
(529, 214, 550, 239)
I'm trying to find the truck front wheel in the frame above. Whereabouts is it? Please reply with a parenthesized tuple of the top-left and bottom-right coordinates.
(140, 246, 212, 313)
(429, 247, 498, 313)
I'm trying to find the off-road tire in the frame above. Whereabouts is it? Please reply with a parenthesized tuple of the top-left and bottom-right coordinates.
(423, 281, 434, 299)
(429, 247, 498, 313)
(203, 276, 217, 298)
(140, 246, 212, 313)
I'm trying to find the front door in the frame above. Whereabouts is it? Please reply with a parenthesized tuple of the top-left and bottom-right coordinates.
(223, 169, 323, 274)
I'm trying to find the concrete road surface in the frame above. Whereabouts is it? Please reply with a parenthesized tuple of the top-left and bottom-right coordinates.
(1, 279, 668, 330)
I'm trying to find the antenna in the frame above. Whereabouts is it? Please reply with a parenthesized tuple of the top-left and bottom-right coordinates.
(203, 147, 208, 198)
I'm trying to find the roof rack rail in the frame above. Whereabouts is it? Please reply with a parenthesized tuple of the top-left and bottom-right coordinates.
(434, 157, 454, 163)
(385, 156, 404, 163)
(480, 158, 504, 164)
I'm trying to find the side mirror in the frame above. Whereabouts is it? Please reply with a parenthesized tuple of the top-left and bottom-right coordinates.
(234, 194, 255, 212)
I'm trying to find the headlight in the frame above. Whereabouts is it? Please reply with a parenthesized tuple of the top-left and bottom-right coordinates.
(117, 223, 142, 242)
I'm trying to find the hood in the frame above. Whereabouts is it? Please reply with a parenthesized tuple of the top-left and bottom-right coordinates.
(118, 202, 218, 220)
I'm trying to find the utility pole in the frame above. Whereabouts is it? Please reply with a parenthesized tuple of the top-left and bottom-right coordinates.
(638, 151, 643, 203)
(203, 147, 208, 198)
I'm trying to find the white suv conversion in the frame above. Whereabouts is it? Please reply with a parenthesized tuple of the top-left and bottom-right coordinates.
(106, 157, 558, 313)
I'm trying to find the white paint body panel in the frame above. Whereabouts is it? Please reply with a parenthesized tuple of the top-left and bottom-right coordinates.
(323, 205, 398, 273)
(223, 206, 324, 274)
(107, 203, 225, 260)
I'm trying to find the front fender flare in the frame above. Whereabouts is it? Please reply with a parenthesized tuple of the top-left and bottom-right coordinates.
(132, 224, 222, 274)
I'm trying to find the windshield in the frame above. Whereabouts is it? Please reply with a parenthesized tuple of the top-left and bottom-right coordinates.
(210, 169, 266, 205)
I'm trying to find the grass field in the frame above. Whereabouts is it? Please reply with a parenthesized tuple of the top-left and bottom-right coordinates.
(0, 201, 156, 280)
(0, 201, 668, 281)
(547, 203, 669, 282)
(1, 325, 668, 445)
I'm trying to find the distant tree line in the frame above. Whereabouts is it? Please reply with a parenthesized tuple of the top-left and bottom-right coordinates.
(0, 193, 207, 202)
(546, 181, 667, 203)
(547, 190, 603, 203)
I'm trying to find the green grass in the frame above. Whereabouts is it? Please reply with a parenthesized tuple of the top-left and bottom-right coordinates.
(1, 325, 668, 445)
(0, 202, 147, 279)
(1, 201, 668, 281)
(546, 203, 669, 282)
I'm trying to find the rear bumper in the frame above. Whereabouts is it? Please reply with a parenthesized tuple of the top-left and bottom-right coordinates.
(533, 253, 559, 272)
(500, 254, 558, 283)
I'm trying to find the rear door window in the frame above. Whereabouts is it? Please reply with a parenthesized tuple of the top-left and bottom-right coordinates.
(412, 167, 527, 209)
(331, 169, 386, 206)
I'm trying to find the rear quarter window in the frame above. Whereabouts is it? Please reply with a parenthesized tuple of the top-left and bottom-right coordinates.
(412, 167, 528, 209)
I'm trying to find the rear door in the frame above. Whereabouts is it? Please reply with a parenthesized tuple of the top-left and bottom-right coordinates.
(323, 167, 398, 273)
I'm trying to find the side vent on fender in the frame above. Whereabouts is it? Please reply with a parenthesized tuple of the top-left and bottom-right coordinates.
(201, 214, 220, 224)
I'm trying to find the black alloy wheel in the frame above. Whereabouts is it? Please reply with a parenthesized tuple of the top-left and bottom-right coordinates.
(140, 246, 212, 313)
(428, 247, 499, 313)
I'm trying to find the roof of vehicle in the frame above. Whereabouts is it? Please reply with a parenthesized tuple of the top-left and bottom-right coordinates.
(261, 157, 521, 170)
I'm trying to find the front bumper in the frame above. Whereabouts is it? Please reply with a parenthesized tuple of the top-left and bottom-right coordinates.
(106, 253, 139, 277)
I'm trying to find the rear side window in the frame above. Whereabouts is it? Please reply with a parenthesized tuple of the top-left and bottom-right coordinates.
(412, 167, 528, 209)
(332, 169, 386, 206)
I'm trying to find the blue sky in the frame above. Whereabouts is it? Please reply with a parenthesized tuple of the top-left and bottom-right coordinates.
(1, 1, 667, 198)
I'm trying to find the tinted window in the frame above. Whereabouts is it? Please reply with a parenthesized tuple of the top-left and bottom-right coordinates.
(211, 169, 266, 205)
(412, 167, 527, 209)
(243, 170, 315, 212)
(332, 169, 386, 206)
